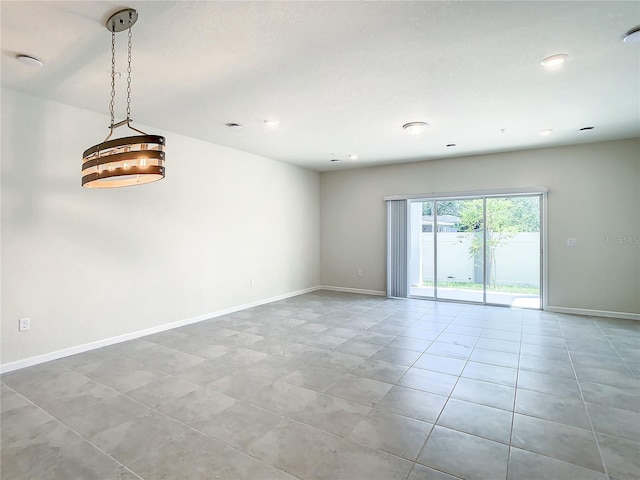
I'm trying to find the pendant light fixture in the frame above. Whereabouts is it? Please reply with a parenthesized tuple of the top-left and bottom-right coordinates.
(82, 8, 165, 188)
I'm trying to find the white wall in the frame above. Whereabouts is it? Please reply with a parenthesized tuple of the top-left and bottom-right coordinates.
(320, 139, 640, 315)
(1, 89, 320, 365)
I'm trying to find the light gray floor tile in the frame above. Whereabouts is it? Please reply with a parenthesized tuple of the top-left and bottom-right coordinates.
(126, 376, 200, 408)
(437, 398, 513, 444)
(307, 438, 413, 480)
(78, 356, 167, 393)
(511, 413, 605, 472)
(250, 380, 318, 415)
(475, 337, 520, 354)
(481, 328, 521, 342)
(398, 327, 441, 341)
(515, 388, 591, 429)
(387, 336, 432, 352)
(332, 339, 383, 358)
(586, 402, 640, 442)
(517, 353, 575, 378)
(436, 333, 479, 348)
(461, 361, 517, 387)
(445, 325, 484, 337)
(175, 358, 241, 386)
(398, 368, 458, 396)
(413, 353, 467, 375)
(31, 374, 121, 419)
(518, 343, 570, 362)
(596, 433, 640, 480)
(197, 401, 283, 449)
(208, 372, 274, 401)
(425, 342, 473, 359)
(3, 292, 638, 480)
(156, 386, 236, 426)
(350, 358, 409, 383)
(377, 386, 448, 422)
(368, 346, 423, 366)
(89, 409, 189, 465)
(303, 350, 365, 371)
(469, 348, 519, 368)
(325, 374, 393, 406)
(574, 363, 638, 389)
(0, 383, 31, 413)
(407, 463, 462, 480)
(1, 404, 58, 449)
(520, 333, 566, 348)
(348, 409, 433, 460)
(516, 369, 582, 399)
(292, 394, 371, 436)
(126, 344, 205, 374)
(507, 447, 608, 480)
(280, 364, 345, 392)
(350, 330, 395, 346)
(127, 429, 244, 479)
(579, 381, 640, 412)
(59, 394, 149, 438)
(247, 419, 343, 478)
(451, 377, 516, 411)
(1, 418, 125, 480)
(417, 426, 509, 480)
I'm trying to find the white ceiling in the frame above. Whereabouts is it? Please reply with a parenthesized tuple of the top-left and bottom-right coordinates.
(2, 1, 639, 171)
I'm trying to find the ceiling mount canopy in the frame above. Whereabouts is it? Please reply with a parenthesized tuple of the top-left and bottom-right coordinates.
(82, 8, 165, 189)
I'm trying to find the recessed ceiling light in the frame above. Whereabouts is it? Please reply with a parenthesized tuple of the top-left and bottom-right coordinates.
(264, 119, 279, 127)
(15, 54, 43, 68)
(623, 26, 640, 43)
(348, 154, 358, 160)
(225, 122, 242, 129)
(403, 122, 429, 136)
(540, 129, 553, 136)
(541, 54, 568, 68)
(330, 158, 340, 163)
(579, 126, 595, 132)
(446, 143, 456, 147)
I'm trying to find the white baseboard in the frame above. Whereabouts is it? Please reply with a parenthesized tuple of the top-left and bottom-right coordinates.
(546, 305, 640, 321)
(319, 285, 386, 296)
(0, 286, 320, 374)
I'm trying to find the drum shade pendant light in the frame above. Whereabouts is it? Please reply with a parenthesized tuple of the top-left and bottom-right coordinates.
(82, 9, 165, 188)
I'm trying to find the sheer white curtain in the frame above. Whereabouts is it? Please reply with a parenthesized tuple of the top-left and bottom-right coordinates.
(386, 199, 409, 298)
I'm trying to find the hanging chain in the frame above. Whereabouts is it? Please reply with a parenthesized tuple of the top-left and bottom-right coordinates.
(126, 23, 132, 121)
(109, 26, 116, 128)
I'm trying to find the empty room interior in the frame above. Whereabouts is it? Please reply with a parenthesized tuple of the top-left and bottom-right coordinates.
(1, 1, 639, 480)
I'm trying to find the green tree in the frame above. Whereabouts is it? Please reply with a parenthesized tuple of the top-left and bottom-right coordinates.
(458, 197, 539, 286)
(422, 200, 461, 216)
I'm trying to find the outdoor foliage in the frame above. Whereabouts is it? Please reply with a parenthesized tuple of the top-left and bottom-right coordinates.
(423, 197, 540, 286)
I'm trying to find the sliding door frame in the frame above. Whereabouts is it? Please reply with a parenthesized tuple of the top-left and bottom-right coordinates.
(389, 187, 548, 309)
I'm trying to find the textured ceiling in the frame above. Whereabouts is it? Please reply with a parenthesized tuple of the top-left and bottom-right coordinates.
(2, 1, 639, 171)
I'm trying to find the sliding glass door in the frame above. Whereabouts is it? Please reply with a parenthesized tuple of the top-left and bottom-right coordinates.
(409, 194, 541, 308)
(485, 196, 541, 307)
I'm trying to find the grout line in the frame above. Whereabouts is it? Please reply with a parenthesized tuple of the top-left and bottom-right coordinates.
(0, 383, 145, 480)
(506, 308, 526, 480)
(592, 319, 638, 379)
(557, 317, 611, 479)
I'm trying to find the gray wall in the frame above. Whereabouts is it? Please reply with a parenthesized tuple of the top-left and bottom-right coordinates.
(320, 139, 640, 315)
(1, 89, 320, 365)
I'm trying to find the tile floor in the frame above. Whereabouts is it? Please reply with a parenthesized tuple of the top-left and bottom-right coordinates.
(1, 290, 639, 480)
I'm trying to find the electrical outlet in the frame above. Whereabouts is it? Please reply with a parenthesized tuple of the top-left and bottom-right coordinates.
(357, 269, 363, 277)
(19, 317, 30, 332)
(250, 279, 256, 287)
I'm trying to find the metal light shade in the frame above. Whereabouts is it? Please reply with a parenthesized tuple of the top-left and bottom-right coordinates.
(82, 134, 165, 188)
(83, 8, 165, 189)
